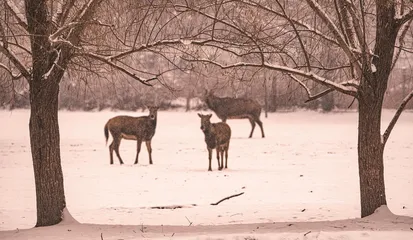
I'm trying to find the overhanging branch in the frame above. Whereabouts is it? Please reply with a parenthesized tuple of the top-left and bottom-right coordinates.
(382, 89, 413, 145)
(77, 52, 158, 86)
(187, 58, 358, 97)
(398, 9, 413, 25)
(288, 74, 358, 102)
(305, 0, 361, 71)
(0, 63, 23, 80)
(4, 0, 28, 31)
(0, 45, 30, 81)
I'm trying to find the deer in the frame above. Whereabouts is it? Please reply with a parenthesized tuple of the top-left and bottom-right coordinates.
(198, 113, 231, 171)
(104, 106, 159, 165)
(204, 90, 265, 138)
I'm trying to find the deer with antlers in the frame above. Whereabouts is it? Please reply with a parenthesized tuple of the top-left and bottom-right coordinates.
(204, 90, 265, 138)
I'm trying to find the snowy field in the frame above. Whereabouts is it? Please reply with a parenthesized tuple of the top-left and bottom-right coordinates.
(0, 109, 413, 239)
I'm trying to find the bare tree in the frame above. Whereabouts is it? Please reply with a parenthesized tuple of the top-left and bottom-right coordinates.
(175, 0, 413, 217)
(0, 0, 199, 226)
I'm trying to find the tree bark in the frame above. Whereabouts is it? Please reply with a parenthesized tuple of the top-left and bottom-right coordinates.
(25, 0, 67, 227)
(355, 1, 399, 217)
(29, 79, 66, 227)
(357, 97, 386, 217)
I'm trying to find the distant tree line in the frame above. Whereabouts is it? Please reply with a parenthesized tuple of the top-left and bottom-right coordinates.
(1, 64, 412, 112)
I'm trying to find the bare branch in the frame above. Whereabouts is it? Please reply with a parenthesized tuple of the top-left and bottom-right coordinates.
(51, 1, 63, 24)
(211, 192, 244, 205)
(0, 45, 30, 80)
(42, 50, 63, 79)
(392, 19, 412, 70)
(0, 63, 23, 80)
(398, 9, 413, 25)
(109, 38, 215, 60)
(4, 0, 28, 30)
(305, 0, 361, 70)
(49, 19, 112, 47)
(174, 1, 265, 62)
(77, 52, 157, 86)
(58, 0, 77, 25)
(186, 58, 358, 97)
(275, 0, 311, 71)
(288, 74, 358, 102)
(241, 0, 343, 47)
(382, 89, 413, 145)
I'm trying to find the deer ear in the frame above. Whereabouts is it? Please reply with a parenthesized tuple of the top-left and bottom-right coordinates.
(197, 113, 202, 118)
(207, 114, 212, 119)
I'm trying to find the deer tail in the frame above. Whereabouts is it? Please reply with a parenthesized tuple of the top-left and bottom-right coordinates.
(104, 123, 109, 145)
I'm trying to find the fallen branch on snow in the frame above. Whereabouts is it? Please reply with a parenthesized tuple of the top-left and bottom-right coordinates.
(210, 192, 244, 206)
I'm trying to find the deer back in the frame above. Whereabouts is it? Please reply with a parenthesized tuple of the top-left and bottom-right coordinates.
(212, 122, 231, 145)
(107, 115, 156, 140)
(206, 94, 261, 119)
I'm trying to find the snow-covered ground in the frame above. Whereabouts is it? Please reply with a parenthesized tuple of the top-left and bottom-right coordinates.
(0, 109, 412, 239)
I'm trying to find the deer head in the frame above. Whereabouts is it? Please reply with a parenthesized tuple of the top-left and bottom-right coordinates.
(198, 113, 213, 133)
(146, 106, 159, 120)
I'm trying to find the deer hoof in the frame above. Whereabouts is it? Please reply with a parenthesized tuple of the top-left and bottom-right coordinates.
(208, 168, 212, 171)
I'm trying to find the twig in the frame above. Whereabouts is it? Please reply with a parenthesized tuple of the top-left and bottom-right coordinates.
(211, 192, 244, 205)
(304, 230, 311, 236)
(185, 216, 193, 226)
(140, 223, 146, 233)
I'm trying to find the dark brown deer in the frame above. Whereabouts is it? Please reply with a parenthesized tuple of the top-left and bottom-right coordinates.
(198, 113, 231, 171)
(104, 106, 159, 165)
(204, 90, 265, 138)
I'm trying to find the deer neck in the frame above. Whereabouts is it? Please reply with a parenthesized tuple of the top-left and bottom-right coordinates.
(203, 126, 217, 148)
(147, 115, 157, 128)
(206, 95, 218, 109)
(152, 116, 157, 128)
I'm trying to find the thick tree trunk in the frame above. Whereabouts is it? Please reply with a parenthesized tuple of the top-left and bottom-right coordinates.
(357, 96, 386, 217)
(29, 79, 66, 227)
(25, 0, 67, 226)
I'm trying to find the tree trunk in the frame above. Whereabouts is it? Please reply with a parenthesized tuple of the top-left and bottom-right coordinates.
(263, 74, 268, 118)
(29, 79, 66, 227)
(357, 97, 386, 217)
(269, 76, 277, 112)
(25, 0, 67, 226)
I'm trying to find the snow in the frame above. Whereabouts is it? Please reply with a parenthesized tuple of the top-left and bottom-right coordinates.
(1, 109, 413, 239)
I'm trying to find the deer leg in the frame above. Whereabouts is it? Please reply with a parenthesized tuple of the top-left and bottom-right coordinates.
(220, 148, 224, 171)
(248, 117, 256, 138)
(224, 145, 229, 169)
(109, 141, 115, 165)
(216, 147, 222, 170)
(146, 140, 153, 165)
(134, 139, 142, 164)
(208, 148, 212, 171)
(112, 137, 124, 165)
(256, 118, 265, 138)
